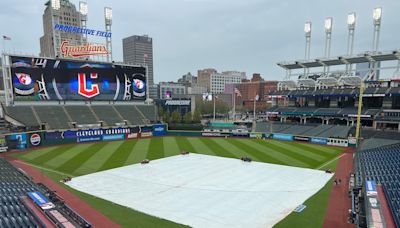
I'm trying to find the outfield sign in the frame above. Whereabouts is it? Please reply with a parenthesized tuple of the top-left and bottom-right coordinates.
(250, 133, 263, 139)
(310, 138, 328, 145)
(152, 124, 167, 136)
(272, 134, 293, 141)
(54, 23, 111, 38)
(294, 136, 309, 142)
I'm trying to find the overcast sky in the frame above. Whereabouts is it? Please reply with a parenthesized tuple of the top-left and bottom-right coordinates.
(1, 0, 399, 83)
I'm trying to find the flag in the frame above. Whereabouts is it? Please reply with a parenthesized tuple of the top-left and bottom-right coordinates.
(144, 53, 148, 58)
(234, 88, 242, 97)
(215, 95, 219, 100)
(2, 35, 11, 40)
(255, 94, 259, 101)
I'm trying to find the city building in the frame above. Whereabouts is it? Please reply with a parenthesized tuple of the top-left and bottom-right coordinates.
(178, 72, 197, 86)
(159, 82, 186, 99)
(224, 73, 278, 110)
(197, 68, 217, 91)
(210, 71, 246, 94)
(40, 0, 86, 58)
(123, 35, 154, 85)
(148, 84, 159, 100)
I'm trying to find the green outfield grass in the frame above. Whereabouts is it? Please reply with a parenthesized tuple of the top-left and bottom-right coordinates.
(14, 137, 344, 228)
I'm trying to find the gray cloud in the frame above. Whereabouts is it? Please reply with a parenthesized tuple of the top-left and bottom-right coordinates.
(1, 0, 399, 82)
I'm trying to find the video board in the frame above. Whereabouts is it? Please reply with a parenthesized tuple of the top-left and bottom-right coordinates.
(10, 55, 146, 101)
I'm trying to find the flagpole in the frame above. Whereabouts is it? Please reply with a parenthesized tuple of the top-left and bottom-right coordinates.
(233, 91, 236, 121)
(253, 97, 256, 120)
(213, 94, 216, 121)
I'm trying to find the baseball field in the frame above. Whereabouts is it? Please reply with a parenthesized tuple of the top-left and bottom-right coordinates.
(13, 136, 344, 228)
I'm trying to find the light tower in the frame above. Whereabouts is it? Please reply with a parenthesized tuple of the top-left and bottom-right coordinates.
(324, 17, 333, 74)
(79, 2, 88, 45)
(51, 0, 61, 57)
(346, 12, 356, 73)
(304, 21, 312, 77)
(104, 7, 113, 62)
(371, 7, 382, 80)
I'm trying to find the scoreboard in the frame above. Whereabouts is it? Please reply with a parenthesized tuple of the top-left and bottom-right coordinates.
(10, 55, 146, 101)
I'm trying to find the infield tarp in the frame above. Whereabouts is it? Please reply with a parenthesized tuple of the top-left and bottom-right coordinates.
(66, 154, 333, 228)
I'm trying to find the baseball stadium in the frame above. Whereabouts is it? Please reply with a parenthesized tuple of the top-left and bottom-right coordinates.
(0, 1, 399, 228)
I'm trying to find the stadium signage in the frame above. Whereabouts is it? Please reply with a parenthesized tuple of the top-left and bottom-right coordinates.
(54, 23, 111, 38)
(103, 134, 125, 141)
(310, 138, 328, 145)
(249, 133, 263, 138)
(27, 192, 54, 210)
(347, 114, 371, 118)
(294, 136, 309, 142)
(366, 181, 378, 196)
(165, 100, 190, 106)
(272, 134, 294, 141)
(61, 41, 109, 58)
(0, 146, 8, 153)
(30, 133, 41, 146)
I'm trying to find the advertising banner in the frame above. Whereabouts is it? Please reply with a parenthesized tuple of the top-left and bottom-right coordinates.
(27, 192, 54, 210)
(5, 133, 27, 150)
(311, 137, 328, 145)
(249, 133, 263, 139)
(77, 136, 102, 143)
(201, 132, 231, 137)
(10, 55, 146, 101)
(272, 134, 294, 141)
(140, 132, 153, 138)
(232, 132, 250, 137)
(28, 132, 43, 147)
(294, 136, 310, 142)
(102, 134, 125, 141)
(366, 181, 377, 196)
(152, 124, 167, 136)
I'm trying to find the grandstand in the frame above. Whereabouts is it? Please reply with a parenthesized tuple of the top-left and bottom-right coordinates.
(1, 104, 157, 130)
(354, 143, 400, 227)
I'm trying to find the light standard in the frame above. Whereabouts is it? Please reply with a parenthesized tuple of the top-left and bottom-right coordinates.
(104, 7, 113, 62)
(346, 12, 356, 73)
(324, 17, 333, 74)
(304, 21, 312, 77)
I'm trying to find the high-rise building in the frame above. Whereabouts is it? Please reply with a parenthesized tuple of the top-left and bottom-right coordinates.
(210, 71, 246, 94)
(40, 0, 86, 58)
(197, 68, 217, 92)
(122, 35, 154, 85)
(159, 82, 186, 99)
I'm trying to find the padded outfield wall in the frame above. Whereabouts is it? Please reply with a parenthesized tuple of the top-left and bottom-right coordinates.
(3, 123, 352, 152)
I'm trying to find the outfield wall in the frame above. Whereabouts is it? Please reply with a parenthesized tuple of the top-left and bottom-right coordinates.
(2, 124, 352, 152)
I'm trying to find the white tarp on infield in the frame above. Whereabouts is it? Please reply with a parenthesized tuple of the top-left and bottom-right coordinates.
(66, 154, 333, 228)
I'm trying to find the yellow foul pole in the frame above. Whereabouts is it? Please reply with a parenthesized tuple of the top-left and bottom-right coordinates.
(355, 80, 364, 140)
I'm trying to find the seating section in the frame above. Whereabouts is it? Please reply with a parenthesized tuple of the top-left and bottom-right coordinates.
(255, 122, 351, 138)
(114, 105, 146, 125)
(64, 106, 98, 125)
(33, 106, 70, 129)
(355, 144, 400, 227)
(0, 158, 41, 227)
(3, 106, 39, 127)
(91, 106, 123, 127)
(3, 104, 157, 130)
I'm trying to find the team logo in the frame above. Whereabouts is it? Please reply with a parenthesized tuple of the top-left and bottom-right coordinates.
(14, 73, 35, 96)
(78, 73, 100, 98)
(30, 134, 41, 146)
(16, 73, 32, 85)
(60, 41, 109, 58)
(132, 77, 146, 97)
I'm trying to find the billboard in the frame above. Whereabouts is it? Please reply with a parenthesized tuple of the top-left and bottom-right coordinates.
(272, 134, 293, 141)
(10, 55, 146, 101)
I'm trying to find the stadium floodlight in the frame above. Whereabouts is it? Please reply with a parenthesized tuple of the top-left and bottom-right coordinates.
(304, 21, 312, 35)
(79, 2, 88, 16)
(104, 7, 112, 21)
(347, 12, 356, 28)
(373, 7, 382, 23)
(51, 0, 60, 10)
(324, 17, 332, 32)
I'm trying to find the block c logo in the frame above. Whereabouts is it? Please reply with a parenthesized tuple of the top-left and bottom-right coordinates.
(78, 73, 99, 98)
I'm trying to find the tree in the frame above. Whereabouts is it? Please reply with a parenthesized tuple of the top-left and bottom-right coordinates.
(183, 112, 193, 124)
(163, 111, 170, 123)
(192, 110, 202, 123)
(171, 111, 181, 123)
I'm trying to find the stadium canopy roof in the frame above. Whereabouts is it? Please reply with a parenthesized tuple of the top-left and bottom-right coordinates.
(277, 49, 400, 70)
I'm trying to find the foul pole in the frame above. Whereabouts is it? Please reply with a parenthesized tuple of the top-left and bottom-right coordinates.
(355, 81, 365, 141)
